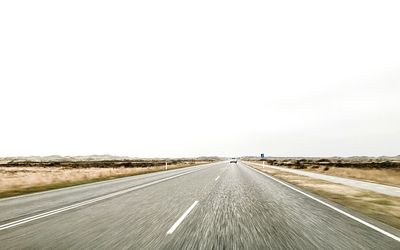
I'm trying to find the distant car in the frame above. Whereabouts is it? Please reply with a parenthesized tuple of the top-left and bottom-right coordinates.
(230, 159, 238, 164)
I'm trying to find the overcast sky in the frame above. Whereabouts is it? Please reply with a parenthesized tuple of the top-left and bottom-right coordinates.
(1, 0, 399, 157)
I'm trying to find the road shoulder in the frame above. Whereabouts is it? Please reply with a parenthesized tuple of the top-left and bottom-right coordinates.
(243, 161, 400, 234)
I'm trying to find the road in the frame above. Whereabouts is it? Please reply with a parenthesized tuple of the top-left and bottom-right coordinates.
(249, 162, 400, 197)
(0, 161, 399, 249)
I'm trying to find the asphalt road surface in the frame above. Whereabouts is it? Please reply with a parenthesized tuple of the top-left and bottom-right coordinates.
(1, 161, 399, 249)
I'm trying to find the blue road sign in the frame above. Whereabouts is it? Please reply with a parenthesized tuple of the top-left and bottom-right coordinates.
(261, 153, 265, 158)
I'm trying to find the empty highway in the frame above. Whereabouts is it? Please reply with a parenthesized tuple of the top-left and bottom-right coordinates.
(0, 161, 399, 249)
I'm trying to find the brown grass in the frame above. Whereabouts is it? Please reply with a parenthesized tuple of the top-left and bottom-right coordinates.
(304, 166, 400, 187)
(249, 161, 400, 187)
(247, 163, 400, 230)
(0, 162, 206, 198)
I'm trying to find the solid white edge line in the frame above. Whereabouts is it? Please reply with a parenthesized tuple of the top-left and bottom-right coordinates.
(0, 169, 200, 231)
(215, 176, 220, 181)
(244, 163, 400, 243)
(166, 200, 199, 235)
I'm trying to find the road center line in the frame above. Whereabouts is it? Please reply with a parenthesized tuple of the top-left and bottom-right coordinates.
(166, 201, 199, 234)
(215, 176, 220, 181)
(244, 164, 400, 243)
(0, 169, 200, 232)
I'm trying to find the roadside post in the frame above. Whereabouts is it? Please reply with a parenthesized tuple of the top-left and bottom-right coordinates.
(261, 153, 265, 168)
(165, 161, 168, 170)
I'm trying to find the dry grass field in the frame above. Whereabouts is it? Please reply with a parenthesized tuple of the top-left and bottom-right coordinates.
(0, 160, 211, 198)
(244, 156, 400, 187)
(247, 163, 400, 230)
(304, 166, 400, 187)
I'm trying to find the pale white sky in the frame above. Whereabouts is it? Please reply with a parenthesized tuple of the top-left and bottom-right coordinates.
(1, 0, 399, 157)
